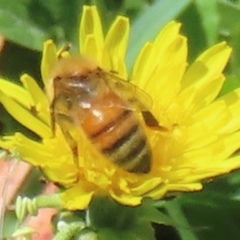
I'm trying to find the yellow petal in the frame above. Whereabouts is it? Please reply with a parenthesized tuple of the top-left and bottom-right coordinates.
(105, 16, 129, 78)
(212, 132, 240, 162)
(154, 21, 182, 56)
(42, 162, 78, 186)
(132, 42, 154, 87)
(198, 42, 232, 73)
(132, 21, 187, 102)
(150, 36, 187, 108)
(110, 190, 142, 206)
(131, 177, 163, 195)
(60, 186, 94, 210)
(179, 75, 225, 117)
(0, 133, 49, 166)
(182, 42, 232, 89)
(0, 91, 51, 138)
(79, 6, 103, 57)
(182, 154, 240, 182)
(191, 100, 231, 133)
(0, 78, 33, 108)
(217, 88, 240, 134)
(182, 132, 240, 167)
(167, 183, 202, 192)
(217, 155, 240, 173)
(20, 74, 50, 125)
(20, 74, 47, 105)
(81, 34, 100, 61)
(144, 184, 168, 199)
(186, 123, 219, 151)
(41, 40, 58, 85)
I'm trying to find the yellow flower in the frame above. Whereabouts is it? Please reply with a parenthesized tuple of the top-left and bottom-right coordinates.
(1, 5, 240, 210)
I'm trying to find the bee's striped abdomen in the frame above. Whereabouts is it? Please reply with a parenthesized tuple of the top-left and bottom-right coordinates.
(81, 93, 152, 173)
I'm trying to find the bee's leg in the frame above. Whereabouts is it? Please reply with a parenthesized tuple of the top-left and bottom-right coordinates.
(141, 111, 167, 131)
(62, 130, 79, 168)
(62, 130, 79, 157)
(55, 113, 79, 168)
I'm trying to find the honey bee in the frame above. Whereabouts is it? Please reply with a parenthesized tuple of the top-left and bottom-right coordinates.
(47, 56, 160, 174)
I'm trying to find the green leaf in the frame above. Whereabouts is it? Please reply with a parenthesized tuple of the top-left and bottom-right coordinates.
(218, 0, 240, 76)
(0, 0, 47, 50)
(98, 225, 154, 240)
(131, 220, 155, 240)
(98, 229, 130, 240)
(98, 221, 155, 240)
(164, 198, 198, 240)
(195, 0, 219, 45)
(137, 198, 174, 226)
(178, 3, 208, 62)
(174, 171, 240, 240)
(218, 0, 240, 34)
(219, 75, 240, 96)
(0, 0, 85, 50)
(89, 197, 135, 229)
(126, 0, 191, 69)
(89, 197, 155, 240)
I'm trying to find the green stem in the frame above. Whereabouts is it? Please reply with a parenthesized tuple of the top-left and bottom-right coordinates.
(36, 193, 64, 209)
(165, 199, 199, 240)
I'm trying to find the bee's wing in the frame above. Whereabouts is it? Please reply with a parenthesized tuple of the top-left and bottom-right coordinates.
(104, 72, 152, 111)
(104, 72, 164, 130)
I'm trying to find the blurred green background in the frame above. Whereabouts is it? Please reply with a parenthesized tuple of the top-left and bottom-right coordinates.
(1, 0, 240, 239)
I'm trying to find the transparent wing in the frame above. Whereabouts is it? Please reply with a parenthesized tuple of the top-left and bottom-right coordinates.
(103, 72, 153, 112)
(102, 71, 166, 130)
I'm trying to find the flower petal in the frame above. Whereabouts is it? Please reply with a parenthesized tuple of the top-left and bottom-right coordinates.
(79, 6, 104, 61)
(109, 190, 142, 206)
(182, 132, 240, 167)
(0, 133, 49, 166)
(191, 100, 231, 134)
(131, 177, 163, 195)
(132, 21, 183, 88)
(20, 74, 47, 106)
(60, 186, 94, 210)
(181, 42, 232, 89)
(181, 154, 240, 182)
(20, 74, 50, 125)
(0, 78, 33, 108)
(105, 16, 129, 78)
(42, 162, 78, 186)
(150, 36, 187, 109)
(182, 75, 225, 115)
(167, 183, 202, 192)
(217, 88, 240, 134)
(131, 42, 154, 86)
(81, 34, 100, 61)
(0, 91, 51, 138)
(154, 21, 182, 57)
(143, 184, 168, 199)
(132, 21, 187, 112)
(41, 40, 58, 84)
